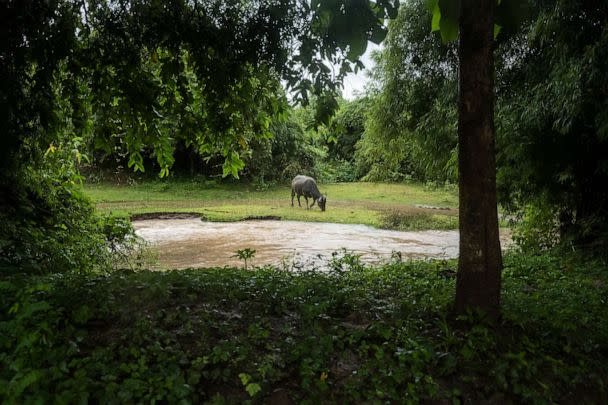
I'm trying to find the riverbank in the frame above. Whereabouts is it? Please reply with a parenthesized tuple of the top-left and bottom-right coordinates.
(84, 179, 460, 231)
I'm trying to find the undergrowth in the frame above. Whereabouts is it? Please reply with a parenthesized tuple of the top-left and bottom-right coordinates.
(380, 209, 458, 231)
(1, 252, 607, 403)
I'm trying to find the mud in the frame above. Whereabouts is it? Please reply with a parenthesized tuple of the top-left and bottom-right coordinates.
(133, 218, 512, 270)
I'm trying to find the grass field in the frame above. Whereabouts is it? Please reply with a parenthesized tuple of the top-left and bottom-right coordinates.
(84, 179, 460, 230)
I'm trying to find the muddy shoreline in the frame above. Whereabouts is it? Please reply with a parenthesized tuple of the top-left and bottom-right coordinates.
(130, 212, 282, 222)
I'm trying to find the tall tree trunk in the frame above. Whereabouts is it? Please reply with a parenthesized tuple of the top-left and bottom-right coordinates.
(455, 0, 502, 320)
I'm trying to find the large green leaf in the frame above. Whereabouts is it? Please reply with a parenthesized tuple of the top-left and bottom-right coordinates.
(440, 17, 459, 42)
(431, 3, 441, 32)
(370, 25, 388, 45)
(425, 0, 439, 13)
(347, 33, 369, 61)
(496, 0, 531, 34)
(438, 0, 460, 42)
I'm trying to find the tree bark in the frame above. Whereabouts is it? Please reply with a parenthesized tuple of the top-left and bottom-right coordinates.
(455, 0, 502, 320)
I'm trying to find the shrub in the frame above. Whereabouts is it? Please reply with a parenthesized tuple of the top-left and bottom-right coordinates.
(380, 209, 458, 231)
(0, 173, 135, 274)
(511, 201, 561, 254)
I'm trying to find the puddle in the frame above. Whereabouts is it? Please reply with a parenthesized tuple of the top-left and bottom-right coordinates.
(133, 218, 512, 270)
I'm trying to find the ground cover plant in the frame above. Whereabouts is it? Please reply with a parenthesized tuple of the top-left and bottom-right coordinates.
(85, 179, 459, 231)
(1, 252, 607, 403)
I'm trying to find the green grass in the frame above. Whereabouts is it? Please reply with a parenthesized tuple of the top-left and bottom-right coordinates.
(84, 179, 459, 230)
(2, 252, 607, 403)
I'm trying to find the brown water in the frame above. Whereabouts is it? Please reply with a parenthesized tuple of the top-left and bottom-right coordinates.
(133, 218, 512, 270)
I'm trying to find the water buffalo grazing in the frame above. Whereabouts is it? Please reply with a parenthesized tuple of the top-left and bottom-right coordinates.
(291, 175, 327, 211)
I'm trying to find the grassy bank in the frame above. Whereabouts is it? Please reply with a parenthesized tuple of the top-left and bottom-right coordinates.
(2, 252, 607, 403)
(84, 179, 459, 230)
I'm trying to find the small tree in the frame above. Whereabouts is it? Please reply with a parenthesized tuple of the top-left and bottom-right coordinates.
(234, 248, 257, 270)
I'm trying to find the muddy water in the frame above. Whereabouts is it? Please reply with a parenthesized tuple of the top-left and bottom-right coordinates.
(133, 218, 512, 270)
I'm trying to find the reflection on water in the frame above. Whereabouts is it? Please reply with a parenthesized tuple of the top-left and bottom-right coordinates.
(133, 218, 511, 270)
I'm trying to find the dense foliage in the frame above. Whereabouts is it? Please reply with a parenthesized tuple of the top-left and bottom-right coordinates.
(496, 0, 608, 253)
(356, 0, 458, 183)
(325, 99, 368, 164)
(354, 0, 608, 253)
(2, 0, 396, 181)
(241, 114, 321, 185)
(2, 253, 607, 402)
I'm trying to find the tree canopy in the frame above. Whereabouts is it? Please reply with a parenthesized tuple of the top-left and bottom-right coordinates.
(1, 0, 397, 180)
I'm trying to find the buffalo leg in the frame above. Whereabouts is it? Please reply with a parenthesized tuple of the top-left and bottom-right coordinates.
(291, 190, 295, 206)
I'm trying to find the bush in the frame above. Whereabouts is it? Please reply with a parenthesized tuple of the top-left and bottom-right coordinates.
(241, 115, 322, 183)
(511, 201, 561, 254)
(380, 209, 458, 231)
(313, 159, 358, 183)
(0, 170, 135, 274)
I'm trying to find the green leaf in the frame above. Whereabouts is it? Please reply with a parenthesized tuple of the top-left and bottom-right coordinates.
(128, 152, 145, 173)
(438, 0, 460, 21)
(245, 383, 261, 397)
(439, 17, 458, 42)
(238, 373, 250, 385)
(495, 0, 531, 33)
(384, 1, 399, 19)
(425, 0, 439, 13)
(346, 34, 368, 61)
(369, 25, 388, 45)
(493, 24, 502, 39)
(222, 151, 245, 179)
(438, 0, 460, 42)
(431, 4, 441, 32)
(10, 370, 43, 398)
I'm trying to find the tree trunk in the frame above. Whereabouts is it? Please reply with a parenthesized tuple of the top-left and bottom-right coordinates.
(455, 0, 502, 320)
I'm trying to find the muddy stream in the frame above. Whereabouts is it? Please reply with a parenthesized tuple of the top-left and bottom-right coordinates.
(133, 218, 512, 270)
